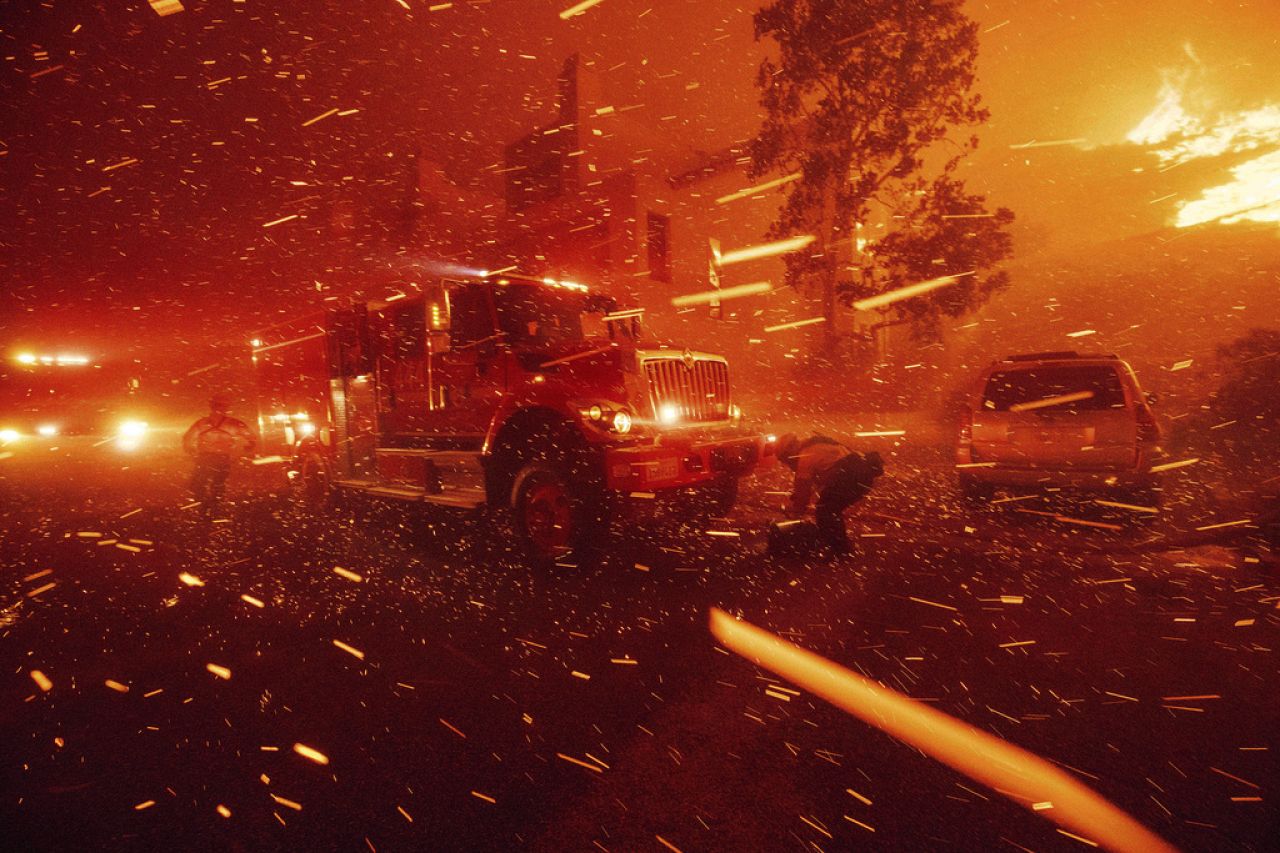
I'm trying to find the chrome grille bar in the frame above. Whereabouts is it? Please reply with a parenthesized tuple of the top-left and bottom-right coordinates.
(644, 358, 730, 422)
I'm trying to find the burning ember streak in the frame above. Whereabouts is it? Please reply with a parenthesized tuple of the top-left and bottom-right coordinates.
(708, 608, 1177, 853)
(1129, 78, 1280, 228)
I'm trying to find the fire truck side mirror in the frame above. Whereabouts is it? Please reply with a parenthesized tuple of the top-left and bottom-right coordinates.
(427, 329, 451, 354)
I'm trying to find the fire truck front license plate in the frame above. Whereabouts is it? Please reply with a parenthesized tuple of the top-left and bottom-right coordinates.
(643, 457, 680, 483)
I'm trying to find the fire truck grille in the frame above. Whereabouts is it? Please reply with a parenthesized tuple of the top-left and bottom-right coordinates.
(644, 358, 731, 422)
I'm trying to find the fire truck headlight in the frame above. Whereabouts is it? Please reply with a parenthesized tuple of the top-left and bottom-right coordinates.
(611, 410, 632, 435)
(119, 420, 148, 439)
(658, 403, 680, 426)
(0, 428, 19, 444)
(37, 423, 59, 437)
(588, 405, 604, 422)
(298, 421, 317, 438)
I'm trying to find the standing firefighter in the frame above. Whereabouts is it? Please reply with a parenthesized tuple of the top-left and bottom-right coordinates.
(182, 393, 255, 515)
(772, 434, 883, 554)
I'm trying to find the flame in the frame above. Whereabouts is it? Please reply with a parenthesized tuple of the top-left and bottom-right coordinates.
(1129, 77, 1280, 228)
(1126, 79, 1199, 146)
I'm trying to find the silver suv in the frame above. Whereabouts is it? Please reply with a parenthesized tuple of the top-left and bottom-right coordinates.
(956, 352, 1163, 501)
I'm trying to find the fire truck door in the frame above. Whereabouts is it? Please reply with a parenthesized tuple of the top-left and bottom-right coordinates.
(425, 282, 501, 444)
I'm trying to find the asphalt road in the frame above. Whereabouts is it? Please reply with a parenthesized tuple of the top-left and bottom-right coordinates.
(1, 441, 1277, 852)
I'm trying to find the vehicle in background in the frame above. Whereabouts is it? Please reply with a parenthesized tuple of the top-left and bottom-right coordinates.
(955, 352, 1163, 502)
(252, 272, 775, 562)
(0, 351, 158, 452)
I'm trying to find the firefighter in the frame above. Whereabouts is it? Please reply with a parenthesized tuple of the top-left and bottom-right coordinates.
(182, 393, 255, 515)
(773, 433, 883, 554)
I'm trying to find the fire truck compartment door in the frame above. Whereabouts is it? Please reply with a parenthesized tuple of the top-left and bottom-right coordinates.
(421, 282, 501, 442)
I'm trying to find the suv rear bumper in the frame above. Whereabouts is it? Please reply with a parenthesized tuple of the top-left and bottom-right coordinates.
(956, 463, 1158, 490)
(603, 432, 776, 492)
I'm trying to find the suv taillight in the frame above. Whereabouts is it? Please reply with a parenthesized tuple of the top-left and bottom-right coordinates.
(958, 411, 973, 447)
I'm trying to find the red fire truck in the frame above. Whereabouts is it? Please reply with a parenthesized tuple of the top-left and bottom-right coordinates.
(252, 273, 774, 561)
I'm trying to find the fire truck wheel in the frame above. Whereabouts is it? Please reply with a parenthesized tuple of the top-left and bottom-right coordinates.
(512, 463, 584, 563)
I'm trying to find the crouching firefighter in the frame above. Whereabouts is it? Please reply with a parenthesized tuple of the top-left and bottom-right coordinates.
(182, 393, 256, 516)
(771, 434, 884, 555)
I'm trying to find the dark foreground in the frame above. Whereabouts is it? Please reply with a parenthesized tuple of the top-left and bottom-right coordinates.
(1, 445, 1277, 852)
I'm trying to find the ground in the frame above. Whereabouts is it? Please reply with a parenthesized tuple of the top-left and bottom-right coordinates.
(1, 436, 1277, 852)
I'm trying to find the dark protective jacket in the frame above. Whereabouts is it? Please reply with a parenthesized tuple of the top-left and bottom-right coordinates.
(183, 413, 255, 457)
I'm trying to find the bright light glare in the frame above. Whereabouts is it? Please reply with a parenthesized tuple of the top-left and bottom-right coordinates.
(0, 429, 19, 443)
(37, 424, 59, 437)
(16, 353, 36, 364)
(298, 422, 317, 437)
(119, 420, 148, 438)
(658, 404, 681, 425)
(612, 410, 632, 434)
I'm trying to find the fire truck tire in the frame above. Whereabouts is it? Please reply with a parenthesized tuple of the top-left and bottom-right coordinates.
(512, 463, 597, 564)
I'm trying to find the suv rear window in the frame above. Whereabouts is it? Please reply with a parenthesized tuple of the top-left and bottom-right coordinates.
(983, 365, 1127, 412)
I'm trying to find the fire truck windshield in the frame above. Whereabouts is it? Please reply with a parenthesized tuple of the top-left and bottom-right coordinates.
(494, 283, 602, 347)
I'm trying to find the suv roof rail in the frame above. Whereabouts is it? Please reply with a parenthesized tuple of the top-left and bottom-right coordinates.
(1001, 351, 1119, 362)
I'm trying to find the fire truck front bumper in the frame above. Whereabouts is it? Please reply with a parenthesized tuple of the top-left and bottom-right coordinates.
(603, 432, 777, 492)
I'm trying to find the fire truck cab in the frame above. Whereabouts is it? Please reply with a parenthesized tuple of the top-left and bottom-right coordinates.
(252, 273, 774, 561)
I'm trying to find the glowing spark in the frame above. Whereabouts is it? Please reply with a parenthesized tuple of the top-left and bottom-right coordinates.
(1149, 457, 1198, 473)
(104, 679, 129, 693)
(471, 791, 496, 803)
(763, 316, 826, 333)
(216, 804, 231, 818)
(1194, 518, 1253, 532)
(332, 639, 365, 660)
(556, 752, 604, 773)
(718, 234, 816, 267)
(148, 0, 183, 15)
(178, 572, 204, 587)
(333, 567, 363, 582)
(1065, 329, 1096, 338)
(1008, 138, 1089, 149)
(715, 171, 802, 204)
(854, 430, 905, 437)
(270, 793, 302, 811)
(206, 663, 232, 680)
(134, 799, 156, 810)
(292, 743, 330, 765)
(1094, 499, 1158, 514)
(240, 594, 265, 608)
(671, 281, 772, 307)
(908, 596, 956, 611)
(262, 214, 299, 228)
(1009, 391, 1095, 413)
(301, 108, 339, 127)
(708, 609, 1177, 853)
(853, 271, 973, 311)
(559, 0, 604, 19)
(30, 670, 53, 692)
(101, 158, 138, 172)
